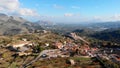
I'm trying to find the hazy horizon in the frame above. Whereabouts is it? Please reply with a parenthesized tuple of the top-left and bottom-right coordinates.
(0, 0, 120, 23)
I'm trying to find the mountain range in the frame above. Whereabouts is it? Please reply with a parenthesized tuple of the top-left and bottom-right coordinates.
(0, 13, 43, 35)
(1, 13, 120, 38)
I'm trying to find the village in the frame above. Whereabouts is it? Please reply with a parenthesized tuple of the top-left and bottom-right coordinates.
(0, 32, 120, 68)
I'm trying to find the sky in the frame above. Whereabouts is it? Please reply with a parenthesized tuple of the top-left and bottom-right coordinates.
(0, 0, 120, 23)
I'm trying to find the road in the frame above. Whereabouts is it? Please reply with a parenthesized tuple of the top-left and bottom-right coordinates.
(21, 49, 59, 68)
(21, 52, 42, 68)
(70, 33, 90, 45)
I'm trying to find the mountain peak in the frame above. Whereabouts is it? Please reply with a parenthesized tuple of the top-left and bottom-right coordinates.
(36, 20, 54, 26)
(11, 16, 27, 23)
(0, 13, 43, 35)
(0, 13, 9, 21)
(0, 13, 7, 17)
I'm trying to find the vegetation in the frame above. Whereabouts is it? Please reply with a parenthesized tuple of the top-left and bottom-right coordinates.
(29, 57, 102, 68)
(0, 15, 120, 68)
(90, 29, 120, 44)
(97, 57, 120, 68)
(0, 36, 12, 45)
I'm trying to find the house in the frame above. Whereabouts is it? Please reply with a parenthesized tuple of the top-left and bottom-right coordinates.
(110, 54, 120, 64)
(22, 38, 27, 41)
(17, 52, 31, 56)
(45, 43, 49, 47)
(43, 30, 48, 33)
(7, 41, 33, 52)
(12, 41, 33, 48)
(54, 42, 63, 49)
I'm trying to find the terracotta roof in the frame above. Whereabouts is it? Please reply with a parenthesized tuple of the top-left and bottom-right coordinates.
(114, 55, 120, 61)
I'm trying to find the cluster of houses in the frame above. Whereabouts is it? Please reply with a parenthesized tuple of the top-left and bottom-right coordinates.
(4, 32, 92, 58)
(6, 38, 35, 56)
(109, 54, 120, 64)
(54, 41, 90, 56)
(40, 49, 69, 59)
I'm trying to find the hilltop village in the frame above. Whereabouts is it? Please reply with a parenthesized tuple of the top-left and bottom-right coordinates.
(0, 31, 120, 68)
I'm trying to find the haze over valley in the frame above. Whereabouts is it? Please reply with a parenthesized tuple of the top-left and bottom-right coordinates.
(0, 0, 120, 68)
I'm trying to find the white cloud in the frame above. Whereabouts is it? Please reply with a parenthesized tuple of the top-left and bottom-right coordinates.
(64, 13, 74, 17)
(53, 4, 63, 9)
(0, 7, 4, 11)
(107, 14, 120, 21)
(0, 0, 19, 11)
(93, 16, 101, 20)
(92, 14, 120, 22)
(0, 0, 39, 17)
(71, 6, 80, 9)
(18, 8, 38, 16)
(113, 14, 120, 19)
(64, 13, 80, 17)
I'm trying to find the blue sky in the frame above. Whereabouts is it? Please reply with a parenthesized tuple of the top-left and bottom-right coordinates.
(0, 0, 120, 23)
(20, 0, 120, 16)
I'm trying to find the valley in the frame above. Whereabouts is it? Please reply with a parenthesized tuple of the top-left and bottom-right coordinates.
(0, 10, 120, 68)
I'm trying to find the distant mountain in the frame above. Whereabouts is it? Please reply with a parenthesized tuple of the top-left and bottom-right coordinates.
(35, 20, 55, 26)
(90, 29, 120, 44)
(0, 13, 43, 35)
(87, 21, 120, 29)
(35, 20, 55, 29)
(72, 29, 96, 36)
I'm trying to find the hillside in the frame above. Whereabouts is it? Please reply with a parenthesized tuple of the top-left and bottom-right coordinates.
(0, 13, 43, 35)
(90, 29, 120, 44)
(72, 29, 96, 36)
